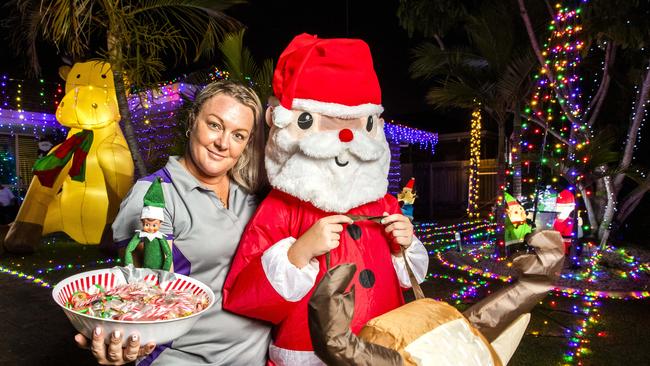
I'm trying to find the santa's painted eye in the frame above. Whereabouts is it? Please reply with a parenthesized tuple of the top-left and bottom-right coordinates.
(366, 116, 374, 132)
(297, 112, 313, 130)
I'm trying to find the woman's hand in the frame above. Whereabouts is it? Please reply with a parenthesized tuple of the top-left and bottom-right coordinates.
(288, 215, 353, 268)
(74, 327, 156, 365)
(381, 212, 414, 256)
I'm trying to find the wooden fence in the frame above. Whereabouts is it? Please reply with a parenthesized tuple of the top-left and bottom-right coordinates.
(402, 159, 497, 219)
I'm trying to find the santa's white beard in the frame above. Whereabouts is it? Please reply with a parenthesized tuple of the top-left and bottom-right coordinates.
(265, 127, 390, 213)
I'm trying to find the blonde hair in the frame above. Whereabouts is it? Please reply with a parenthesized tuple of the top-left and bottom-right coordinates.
(187, 80, 267, 194)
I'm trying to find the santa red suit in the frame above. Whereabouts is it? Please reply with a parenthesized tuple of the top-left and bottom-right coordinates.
(222, 190, 427, 365)
(222, 34, 428, 365)
(553, 189, 575, 254)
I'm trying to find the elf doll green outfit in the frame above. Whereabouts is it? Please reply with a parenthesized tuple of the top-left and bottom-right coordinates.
(124, 177, 172, 270)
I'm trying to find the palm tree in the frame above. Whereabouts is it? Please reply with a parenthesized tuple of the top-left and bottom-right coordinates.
(217, 29, 274, 105)
(400, 1, 537, 247)
(5, 0, 243, 177)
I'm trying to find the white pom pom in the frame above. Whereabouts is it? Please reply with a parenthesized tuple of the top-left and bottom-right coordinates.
(272, 105, 293, 128)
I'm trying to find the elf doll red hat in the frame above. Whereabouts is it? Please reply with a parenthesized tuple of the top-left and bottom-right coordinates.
(271, 33, 384, 127)
(404, 177, 415, 190)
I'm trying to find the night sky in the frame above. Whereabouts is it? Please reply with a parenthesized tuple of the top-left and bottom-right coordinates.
(224, 0, 457, 132)
(0, 0, 462, 134)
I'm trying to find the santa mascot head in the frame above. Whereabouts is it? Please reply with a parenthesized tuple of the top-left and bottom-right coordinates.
(265, 33, 390, 213)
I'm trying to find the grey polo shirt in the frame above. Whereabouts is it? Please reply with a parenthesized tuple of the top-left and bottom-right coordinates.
(113, 156, 271, 365)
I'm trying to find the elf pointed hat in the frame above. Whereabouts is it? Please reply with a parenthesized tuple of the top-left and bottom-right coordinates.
(504, 192, 520, 207)
(271, 33, 384, 128)
(141, 177, 165, 222)
(404, 177, 415, 190)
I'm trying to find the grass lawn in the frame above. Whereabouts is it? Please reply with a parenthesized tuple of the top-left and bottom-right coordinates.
(2, 234, 649, 365)
(0, 234, 119, 285)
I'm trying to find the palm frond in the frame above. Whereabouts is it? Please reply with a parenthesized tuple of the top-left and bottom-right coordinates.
(495, 50, 536, 106)
(218, 30, 245, 80)
(127, 0, 242, 62)
(256, 58, 275, 103)
(465, 3, 515, 73)
(218, 28, 274, 103)
(410, 42, 486, 80)
(396, 0, 468, 38)
(426, 79, 483, 109)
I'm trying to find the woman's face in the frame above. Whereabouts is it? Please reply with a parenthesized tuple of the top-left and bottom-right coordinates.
(187, 94, 255, 179)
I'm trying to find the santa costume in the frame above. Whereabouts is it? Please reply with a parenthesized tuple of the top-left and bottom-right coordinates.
(553, 189, 575, 254)
(222, 34, 429, 366)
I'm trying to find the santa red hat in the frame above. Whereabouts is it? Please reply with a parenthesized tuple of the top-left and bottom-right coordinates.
(271, 33, 384, 127)
(555, 189, 575, 210)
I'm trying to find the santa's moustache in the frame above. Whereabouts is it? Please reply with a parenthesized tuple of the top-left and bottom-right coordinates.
(271, 127, 388, 162)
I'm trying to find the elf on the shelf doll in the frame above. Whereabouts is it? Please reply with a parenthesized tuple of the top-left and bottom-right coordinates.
(222, 34, 429, 366)
(123, 177, 172, 270)
(553, 189, 576, 254)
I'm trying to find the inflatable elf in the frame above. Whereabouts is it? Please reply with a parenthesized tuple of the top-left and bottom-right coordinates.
(504, 192, 532, 246)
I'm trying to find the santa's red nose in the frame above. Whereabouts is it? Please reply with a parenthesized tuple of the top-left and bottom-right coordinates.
(339, 129, 353, 142)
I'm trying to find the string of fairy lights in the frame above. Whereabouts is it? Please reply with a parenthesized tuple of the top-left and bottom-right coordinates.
(0, 219, 646, 366)
(467, 103, 482, 218)
(0, 75, 66, 135)
(521, 1, 590, 210)
(414, 219, 648, 365)
(0, 3, 644, 362)
(0, 65, 439, 182)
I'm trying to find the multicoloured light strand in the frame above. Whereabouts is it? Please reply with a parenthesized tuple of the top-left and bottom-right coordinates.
(521, 1, 590, 208)
(416, 217, 648, 365)
(467, 104, 482, 218)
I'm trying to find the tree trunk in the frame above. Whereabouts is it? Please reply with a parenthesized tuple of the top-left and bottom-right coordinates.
(107, 32, 148, 178)
(517, 0, 578, 126)
(577, 182, 598, 237)
(512, 105, 523, 199)
(112, 69, 148, 178)
(496, 119, 507, 255)
(518, 112, 570, 145)
(597, 166, 616, 248)
(614, 61, 650, 190)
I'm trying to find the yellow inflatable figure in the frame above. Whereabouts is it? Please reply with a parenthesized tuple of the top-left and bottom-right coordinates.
(3, 61, 134, 253)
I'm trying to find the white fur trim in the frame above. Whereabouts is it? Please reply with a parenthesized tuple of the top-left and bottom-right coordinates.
(141, 206, 164, 221)
(292, 98, 383, 119)
(272, 105, 294, 128)
(555, 203, 575, 210)
(265, 124, 391, 213)
(137, 230, 165, 241)
(261, 237, 320, 302)
(269, 344, 324, 366)
(391, 237, 429, 288)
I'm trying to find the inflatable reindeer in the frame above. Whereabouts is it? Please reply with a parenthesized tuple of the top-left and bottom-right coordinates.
(3, 61, 134, 253)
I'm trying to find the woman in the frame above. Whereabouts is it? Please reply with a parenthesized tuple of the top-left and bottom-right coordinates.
(74, 80, 271, 365)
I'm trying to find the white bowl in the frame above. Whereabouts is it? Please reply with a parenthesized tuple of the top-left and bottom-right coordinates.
(52, 267, 215, 345)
